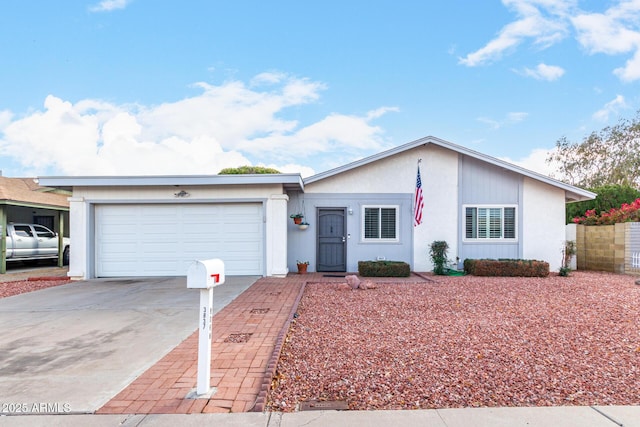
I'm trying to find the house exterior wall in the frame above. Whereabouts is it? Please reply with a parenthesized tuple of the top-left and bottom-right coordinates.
(298, 144, 459, 272)
(67, 184, 287, 280)
(416, 146, 458, 271)
(566, 223, 577, 270)
(287, 192, 412, 272)
(298, 143, 569, 273)
(522, 177, 566, 271)
(458, 156, 521, 262)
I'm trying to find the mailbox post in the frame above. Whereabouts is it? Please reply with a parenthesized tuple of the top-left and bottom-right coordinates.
(187, 259, 225, 396)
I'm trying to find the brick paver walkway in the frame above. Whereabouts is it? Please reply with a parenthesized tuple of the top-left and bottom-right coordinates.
(97, 274, 308, 414)
(97, 272, 428, 414)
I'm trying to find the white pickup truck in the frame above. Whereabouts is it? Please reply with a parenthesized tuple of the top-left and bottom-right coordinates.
(3, 223, 70, 265)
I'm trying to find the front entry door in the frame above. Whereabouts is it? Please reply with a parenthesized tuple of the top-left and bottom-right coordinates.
(317, 208, 346, 272)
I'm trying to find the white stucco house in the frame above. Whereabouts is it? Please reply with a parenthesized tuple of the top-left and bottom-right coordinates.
(38, 136, 595, 280)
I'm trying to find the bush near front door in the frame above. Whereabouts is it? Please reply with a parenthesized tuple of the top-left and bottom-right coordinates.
(358, 261, 410, 277)
(463, 259, 549, 277)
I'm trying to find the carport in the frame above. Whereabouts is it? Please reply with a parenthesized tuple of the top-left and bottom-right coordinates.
(0, 176, 70, 273)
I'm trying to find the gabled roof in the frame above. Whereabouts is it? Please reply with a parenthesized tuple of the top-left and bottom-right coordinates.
(0, 176, 70, 209)
(305, 136, 596, 202)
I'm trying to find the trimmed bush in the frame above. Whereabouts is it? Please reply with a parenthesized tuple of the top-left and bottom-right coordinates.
(429, 240, 449, 275)
(463, 259, 549, 277)
(358, 261, 411, 277)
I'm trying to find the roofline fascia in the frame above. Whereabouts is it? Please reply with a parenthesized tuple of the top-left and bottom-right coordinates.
(37, 174, 305, 191)
(304, 135, 596, 201)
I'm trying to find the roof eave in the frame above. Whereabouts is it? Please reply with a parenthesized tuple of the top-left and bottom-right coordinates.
(37, 174, 305, 192)
(304, 135, 596, 202)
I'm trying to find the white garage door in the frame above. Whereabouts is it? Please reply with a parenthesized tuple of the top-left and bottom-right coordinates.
(95, 203, 263, 277)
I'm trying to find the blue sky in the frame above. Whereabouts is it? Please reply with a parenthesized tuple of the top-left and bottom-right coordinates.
(0, 0, 638, 178)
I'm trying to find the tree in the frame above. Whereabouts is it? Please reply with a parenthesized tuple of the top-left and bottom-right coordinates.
(218, 165, 281, 174)
(547, 111, 640, 188)
(565, 184, 640, 223)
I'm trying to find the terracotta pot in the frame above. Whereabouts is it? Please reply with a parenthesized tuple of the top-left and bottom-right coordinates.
(297, 263, 308, 274)
(293, 217, 302, 224)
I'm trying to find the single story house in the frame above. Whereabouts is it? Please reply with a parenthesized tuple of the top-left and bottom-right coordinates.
(38, 136, 595, 280)
(0, 176, 70, 272)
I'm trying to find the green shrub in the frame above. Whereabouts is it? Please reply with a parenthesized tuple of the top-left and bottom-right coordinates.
(559, 240, 576, 277)
(218, 165, 281, 174)
(566, 184, 640, 224)
(463, 259, 549, 277)
(358, 261, 410, 277)
(429, 240, 449, 275)
(463, 258, 477, 275)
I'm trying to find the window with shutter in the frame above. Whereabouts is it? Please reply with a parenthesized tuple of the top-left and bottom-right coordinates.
(362, 206, 399, 242)
(463, 205, 517, 241)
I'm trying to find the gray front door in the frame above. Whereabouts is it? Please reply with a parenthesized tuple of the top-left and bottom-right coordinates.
(317, 208, 346, 272)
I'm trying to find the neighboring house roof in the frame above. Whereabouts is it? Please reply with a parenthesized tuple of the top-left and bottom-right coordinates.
(0, 176, 70, 209)
(305, 136, 596, 202)
(37, 174, 305, 193)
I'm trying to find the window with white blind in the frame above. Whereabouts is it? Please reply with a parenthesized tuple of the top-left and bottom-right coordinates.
(362, 205, 399, 242)
(464, 205, 517, 241)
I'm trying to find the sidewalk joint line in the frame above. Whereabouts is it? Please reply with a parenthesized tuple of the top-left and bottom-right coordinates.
(590, 406, 624, 426)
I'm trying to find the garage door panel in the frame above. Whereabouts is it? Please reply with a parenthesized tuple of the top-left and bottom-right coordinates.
(140, 242, 176, 254)
(222, 241, 261, 251)
(100, 224, 138, 235)
(96, 203, 263, 277)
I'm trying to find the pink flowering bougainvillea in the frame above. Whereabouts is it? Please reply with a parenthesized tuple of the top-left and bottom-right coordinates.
(573, 198, 640, 225)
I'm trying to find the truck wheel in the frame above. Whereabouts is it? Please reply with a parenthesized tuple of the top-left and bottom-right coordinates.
(63, 247, 70, 266)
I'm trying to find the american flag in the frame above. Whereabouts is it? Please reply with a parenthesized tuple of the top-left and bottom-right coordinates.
(413, 163, 424, 226)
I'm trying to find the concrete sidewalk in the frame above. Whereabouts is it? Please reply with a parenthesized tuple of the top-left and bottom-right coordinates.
(2, 405, 639, 426)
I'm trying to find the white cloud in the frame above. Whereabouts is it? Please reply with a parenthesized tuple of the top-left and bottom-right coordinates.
(520, 62, 565, 80)
(0, 110, 13, 129)
(500, 147, 557, 176)
(592, 94, 627, 121)
(0, 74, 394, 176)
(477, 117, 501, 130)
(507, 111, 528, 122)
(89, 0, 131, 12)
(462, 0, 640, 82)
(571, 3, 640, 81)
(459, 0, 574, 66)
(478, 111, 529, 129)
(272, 163, 316, 178)
(367, 107, 400, 120)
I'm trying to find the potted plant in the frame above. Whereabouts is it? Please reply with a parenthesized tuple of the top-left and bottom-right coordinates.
(290, 213, 304, 224)
(298, 221, 309, 230)
(296, 260, 309, 274)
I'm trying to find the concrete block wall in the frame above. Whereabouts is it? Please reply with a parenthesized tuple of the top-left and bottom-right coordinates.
(574, 223, 640, 275)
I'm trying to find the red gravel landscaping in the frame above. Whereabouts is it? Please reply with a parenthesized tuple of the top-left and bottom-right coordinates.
(0, 277, 71, 299)
(268, 272, 640, 411)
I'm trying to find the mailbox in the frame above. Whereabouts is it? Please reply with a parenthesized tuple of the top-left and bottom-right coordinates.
(187, 259, 225, 289)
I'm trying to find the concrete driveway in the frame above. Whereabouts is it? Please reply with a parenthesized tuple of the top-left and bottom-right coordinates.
(0, 276, 258, 414)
